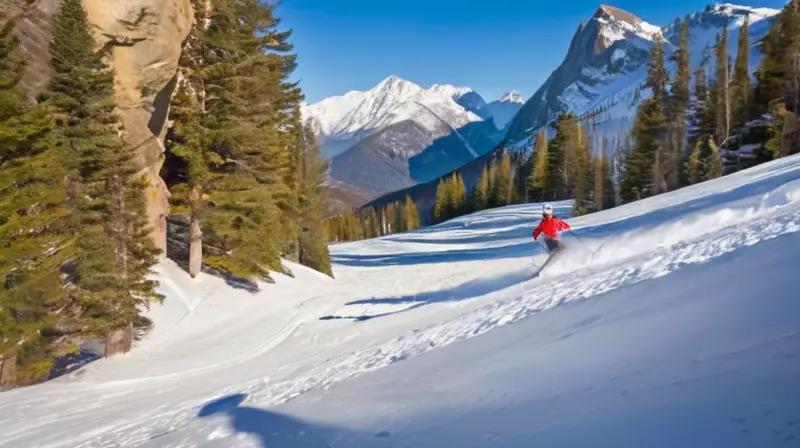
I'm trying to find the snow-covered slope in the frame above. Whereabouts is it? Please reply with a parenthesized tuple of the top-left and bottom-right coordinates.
(503, 3, 781, 151)
(3, 152, 800, 446)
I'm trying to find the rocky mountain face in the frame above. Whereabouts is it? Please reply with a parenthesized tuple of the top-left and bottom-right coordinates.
(503, 4, 661, 149)
(476, 91, 526, 131)
(366, 2, 782, 221)
(503, 3, 780, 151)
(302, 76, 487, 159)
(3, 0, 193, 252)
(303, 76, 511, 207)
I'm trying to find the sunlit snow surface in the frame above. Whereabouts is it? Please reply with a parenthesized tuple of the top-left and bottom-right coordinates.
(2, 155, 800, 447)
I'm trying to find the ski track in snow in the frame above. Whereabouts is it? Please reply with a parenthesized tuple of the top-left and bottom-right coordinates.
(9, 169, 798, 447)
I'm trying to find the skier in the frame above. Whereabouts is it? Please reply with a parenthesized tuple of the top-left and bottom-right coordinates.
(532, 203, 571, 258)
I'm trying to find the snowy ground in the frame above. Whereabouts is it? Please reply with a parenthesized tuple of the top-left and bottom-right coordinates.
(2, 155, 800, 447)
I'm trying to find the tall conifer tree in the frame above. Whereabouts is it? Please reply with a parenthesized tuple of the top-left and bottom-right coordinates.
(527, 129, 548, 202)
(731, 15, 751, 128)
(667, 16, 691, 190)
(621, 39, 668, 202)
(45, 0, 161, 330)
(714, 27, 731, 144)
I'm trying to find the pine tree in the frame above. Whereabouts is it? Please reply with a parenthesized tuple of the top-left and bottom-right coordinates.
(750, 1, 800, 157)
(0, 18, 75, 379)
(433, 176, 451, 223)
(704, 136, 724, 180)
(752, 0, 800, 118)
(360, 207, 379, 239)
(472, 164, 490, 211)
(486, 159, 500, 208)
(570, 125, 592, 216)
(731, 14, 751, 129)
(690, 67, 712, 147)
(496, 151, 513, 206)
(621, 39, 668, 202)
(764, 103, 788, 158)
(403, 195, 421, 230)
(527, 129, 548, 202)
(163, 82, 217, 277)
(593, 151, 606, 212)
(547, 113, 580, 201)
(168, 0, 306, 281)
(45, 0, 161, 332)
(714, 27, 731, 145)
(688, 138, 704, 184)
(602, 147, 616, 210)
(667, 16, 691, 191)
(383, 201, 400, 235)
(296, 120, 332, 276)
(455, 172, 467, 213)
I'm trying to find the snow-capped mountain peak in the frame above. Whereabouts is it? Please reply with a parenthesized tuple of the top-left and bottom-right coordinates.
(305, 75, 483, 141)
(429, 83, 475, 102)
(300, 89, 367, 136)
(591, 4, 663, 53)
(373, 75, 424, 99)
(503, 2, 781, 152)
(498, 91, 525, 104)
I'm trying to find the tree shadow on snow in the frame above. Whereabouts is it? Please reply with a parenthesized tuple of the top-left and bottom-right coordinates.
(319, 269, 532, 322)
(331, 240, 536, 268)
(198, 393, 367, 447)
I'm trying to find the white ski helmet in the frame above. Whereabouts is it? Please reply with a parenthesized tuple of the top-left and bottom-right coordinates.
(542, 204, 553, 216)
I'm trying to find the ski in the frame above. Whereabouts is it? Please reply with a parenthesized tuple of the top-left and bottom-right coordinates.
(532, 251, 559, 278)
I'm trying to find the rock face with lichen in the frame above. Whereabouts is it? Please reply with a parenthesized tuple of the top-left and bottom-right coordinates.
(3, 0, 193, 252)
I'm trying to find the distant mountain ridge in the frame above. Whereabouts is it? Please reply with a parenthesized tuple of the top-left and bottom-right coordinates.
(301, 76, 485, 159)
(364, 2, 782, 222)
(477, 90, 526, 131)
(302, 77, 521, 210)
(502, 2, 781, 151)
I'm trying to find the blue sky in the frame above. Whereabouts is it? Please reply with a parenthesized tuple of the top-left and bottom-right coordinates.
(278, 0, 786, 104)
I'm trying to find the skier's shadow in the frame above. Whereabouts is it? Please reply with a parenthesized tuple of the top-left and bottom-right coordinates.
(197, 393, 340, 447)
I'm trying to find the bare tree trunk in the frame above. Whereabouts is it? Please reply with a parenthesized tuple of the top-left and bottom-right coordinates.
(188, 186, 202, 278)
(0, 354, 17, 390)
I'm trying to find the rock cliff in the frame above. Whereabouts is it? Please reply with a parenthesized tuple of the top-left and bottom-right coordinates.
(2, 0, 193, 251)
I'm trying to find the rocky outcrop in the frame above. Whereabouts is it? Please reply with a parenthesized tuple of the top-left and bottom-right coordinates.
(103, 323, 133, 357)
(719, 120, 773, 174)
(6, 0, 194, 252)
(85, 0, 193, 252)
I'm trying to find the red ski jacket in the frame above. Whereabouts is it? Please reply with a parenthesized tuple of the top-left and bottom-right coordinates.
(533, 216, 570, 240)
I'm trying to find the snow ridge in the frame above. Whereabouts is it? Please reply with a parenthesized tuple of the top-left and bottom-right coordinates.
(498, 91, 525, 104)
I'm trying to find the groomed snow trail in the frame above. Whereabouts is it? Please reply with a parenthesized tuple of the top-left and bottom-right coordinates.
(1, 155, 800, 447)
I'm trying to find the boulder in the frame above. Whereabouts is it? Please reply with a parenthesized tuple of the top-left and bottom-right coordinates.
(104, 323, 133, 357)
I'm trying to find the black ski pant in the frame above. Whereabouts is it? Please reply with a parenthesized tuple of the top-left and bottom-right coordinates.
(544, 238, 565, 255)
